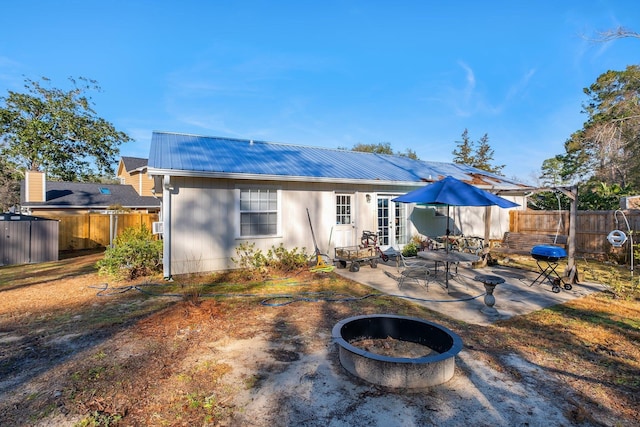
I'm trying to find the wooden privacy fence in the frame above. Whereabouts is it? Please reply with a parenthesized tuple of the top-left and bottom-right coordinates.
(49, 213, 159, 251)
(509, 209, 640, 257)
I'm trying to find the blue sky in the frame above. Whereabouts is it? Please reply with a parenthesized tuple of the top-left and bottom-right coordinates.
(1, 1, 639, 183)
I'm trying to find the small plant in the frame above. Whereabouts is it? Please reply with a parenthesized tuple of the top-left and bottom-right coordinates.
(76, 410, 123, 426)
(411, 234, 430, 250)
(231, 242, 311, 277)
(97, 225, 162, 280)
(402, 241, 419, 257)
(267, 244, 309, 271)
(182, 283, 206, 306)
(231, 241, 268, 279)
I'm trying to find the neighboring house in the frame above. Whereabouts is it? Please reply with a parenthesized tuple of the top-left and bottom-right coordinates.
(116, 156, 157, 197)
(20, 171, 161, 216)
(147, 131, 529, 277)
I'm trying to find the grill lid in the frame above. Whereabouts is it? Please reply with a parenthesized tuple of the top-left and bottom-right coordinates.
(531, 245, 567, 259)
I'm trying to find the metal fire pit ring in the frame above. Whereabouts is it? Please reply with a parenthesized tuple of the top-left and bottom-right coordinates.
(332, 314, 463, 388)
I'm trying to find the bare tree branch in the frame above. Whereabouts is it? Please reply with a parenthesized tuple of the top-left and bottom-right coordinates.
(584, 26, 640, 43)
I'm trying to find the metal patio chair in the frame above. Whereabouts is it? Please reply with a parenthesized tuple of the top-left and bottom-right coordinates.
(397, 252, 432, 289)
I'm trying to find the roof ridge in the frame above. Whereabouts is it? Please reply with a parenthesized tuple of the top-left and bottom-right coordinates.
(151, 130, 411, 159)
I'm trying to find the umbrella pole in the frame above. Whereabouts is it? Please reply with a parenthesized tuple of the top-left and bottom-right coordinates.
(446, 205, 450, 253)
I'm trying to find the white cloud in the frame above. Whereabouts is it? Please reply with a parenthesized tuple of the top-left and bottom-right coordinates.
(505, 68, 536, 102)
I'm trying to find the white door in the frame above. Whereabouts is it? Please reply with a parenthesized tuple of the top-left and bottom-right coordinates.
(334, 193, 355, 248)
(377, 195, 409, 248)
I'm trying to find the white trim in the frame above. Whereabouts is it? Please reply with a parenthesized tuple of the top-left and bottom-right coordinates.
(234, 185, 282, 239)
(146, 167, 526, 192)
(147, 167, 424, 187)
(162, 175, 172, 279)
(25, 172, 30, 202)
(41, 172, 46, 201)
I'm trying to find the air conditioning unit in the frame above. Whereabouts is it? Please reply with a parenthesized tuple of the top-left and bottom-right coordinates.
(152, 221, 164, 235)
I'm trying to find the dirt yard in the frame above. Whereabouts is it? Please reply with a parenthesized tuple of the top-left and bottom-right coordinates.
(0, 251, 638, 426)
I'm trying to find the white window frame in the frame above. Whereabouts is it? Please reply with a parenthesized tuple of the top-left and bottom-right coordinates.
(235, 185, 282, 238)
(335, 193, 353, 225)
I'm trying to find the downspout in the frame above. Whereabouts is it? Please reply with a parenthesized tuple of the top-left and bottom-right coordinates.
(162, 175, 173, 280)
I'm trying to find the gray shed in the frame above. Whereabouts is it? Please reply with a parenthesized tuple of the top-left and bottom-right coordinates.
(0, 213, 59, 266)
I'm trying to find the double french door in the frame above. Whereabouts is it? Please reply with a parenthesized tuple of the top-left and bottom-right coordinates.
(377, 195, 409, 248)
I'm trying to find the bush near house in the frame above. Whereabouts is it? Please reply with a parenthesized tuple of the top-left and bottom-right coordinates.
(97, 225, 162, 279)
(231, 242, 309, 279)
(402, 241, 420, 257)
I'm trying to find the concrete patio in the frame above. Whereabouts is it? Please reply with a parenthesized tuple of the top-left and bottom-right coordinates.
(333, 256, 605, 325)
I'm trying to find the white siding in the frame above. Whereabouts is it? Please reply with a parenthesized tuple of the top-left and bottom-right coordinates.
(168, 178, 380, 273)
(166, 176, 521, 274)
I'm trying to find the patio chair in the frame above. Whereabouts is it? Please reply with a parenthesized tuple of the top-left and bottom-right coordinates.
(397, 252, 432, 289)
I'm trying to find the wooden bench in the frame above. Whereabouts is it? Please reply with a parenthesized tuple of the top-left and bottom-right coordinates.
(489, 232, 568, 256)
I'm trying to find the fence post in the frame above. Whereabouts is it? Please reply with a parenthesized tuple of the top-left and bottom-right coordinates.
(510, 210, 518, 232)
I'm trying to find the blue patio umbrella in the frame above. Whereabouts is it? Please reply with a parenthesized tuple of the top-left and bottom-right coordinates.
(392, 176, 519, 249)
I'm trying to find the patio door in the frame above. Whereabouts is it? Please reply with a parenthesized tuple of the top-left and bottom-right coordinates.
(377, 195, 409, 248)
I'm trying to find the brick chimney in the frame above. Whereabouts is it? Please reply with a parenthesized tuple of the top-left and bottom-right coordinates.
(24, 170, 46, 202)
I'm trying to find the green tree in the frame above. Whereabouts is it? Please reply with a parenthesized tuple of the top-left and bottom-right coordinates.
(348, 142, 419, 159)
(351, 142, 394, 155)
(452, 129, 474, 165)
(578, 180, 634, 211)
(539, 156, 568, 186)
(527, 156, 571, 210)
(474, 133, 504, 173)
(0, 76, 132, 182)
(561, 66, 640, 189)
(528, 179, 633, 211)
(527, 191, 570, 211)
(452, 129, 504, 174)
(399, 147, 418, 159)
(0, 157, 21, 212)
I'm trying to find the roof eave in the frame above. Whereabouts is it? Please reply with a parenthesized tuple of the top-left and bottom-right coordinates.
(146, 168, 529, 191)
(147, 167, 426, 187)
(23, 204, 160, 209)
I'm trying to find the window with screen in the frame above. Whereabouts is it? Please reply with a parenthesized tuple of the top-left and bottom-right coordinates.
(239, 188, 278, 236)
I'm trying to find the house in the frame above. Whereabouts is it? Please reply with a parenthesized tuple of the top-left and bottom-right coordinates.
(116, 156, 157, 197)
(20, 170, 161, 216)
(147, 131, 528, 277)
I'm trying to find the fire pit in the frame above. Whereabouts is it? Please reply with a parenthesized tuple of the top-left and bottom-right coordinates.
(332, 314, 463, 388)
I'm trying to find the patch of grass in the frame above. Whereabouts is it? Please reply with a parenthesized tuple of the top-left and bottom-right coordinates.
(181, 283, 206, 305)
(496, 253, 640, 299)
(368, 295, 395, 308)
(75, 410, 123, 427)
(488, 292, 640, 421)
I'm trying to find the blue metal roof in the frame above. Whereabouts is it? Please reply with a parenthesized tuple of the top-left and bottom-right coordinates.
(148, 131, 525, 189)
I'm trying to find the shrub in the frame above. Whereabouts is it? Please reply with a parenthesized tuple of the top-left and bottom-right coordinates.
(97, 225, 163, 280)
(231, 242, 309, 276)
(402, 241, 419, 257)
(267, 244, 309, 271)
(231, 241, 268, 279)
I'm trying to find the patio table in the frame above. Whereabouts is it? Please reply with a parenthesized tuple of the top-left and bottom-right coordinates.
(417, 250, 480, 289)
